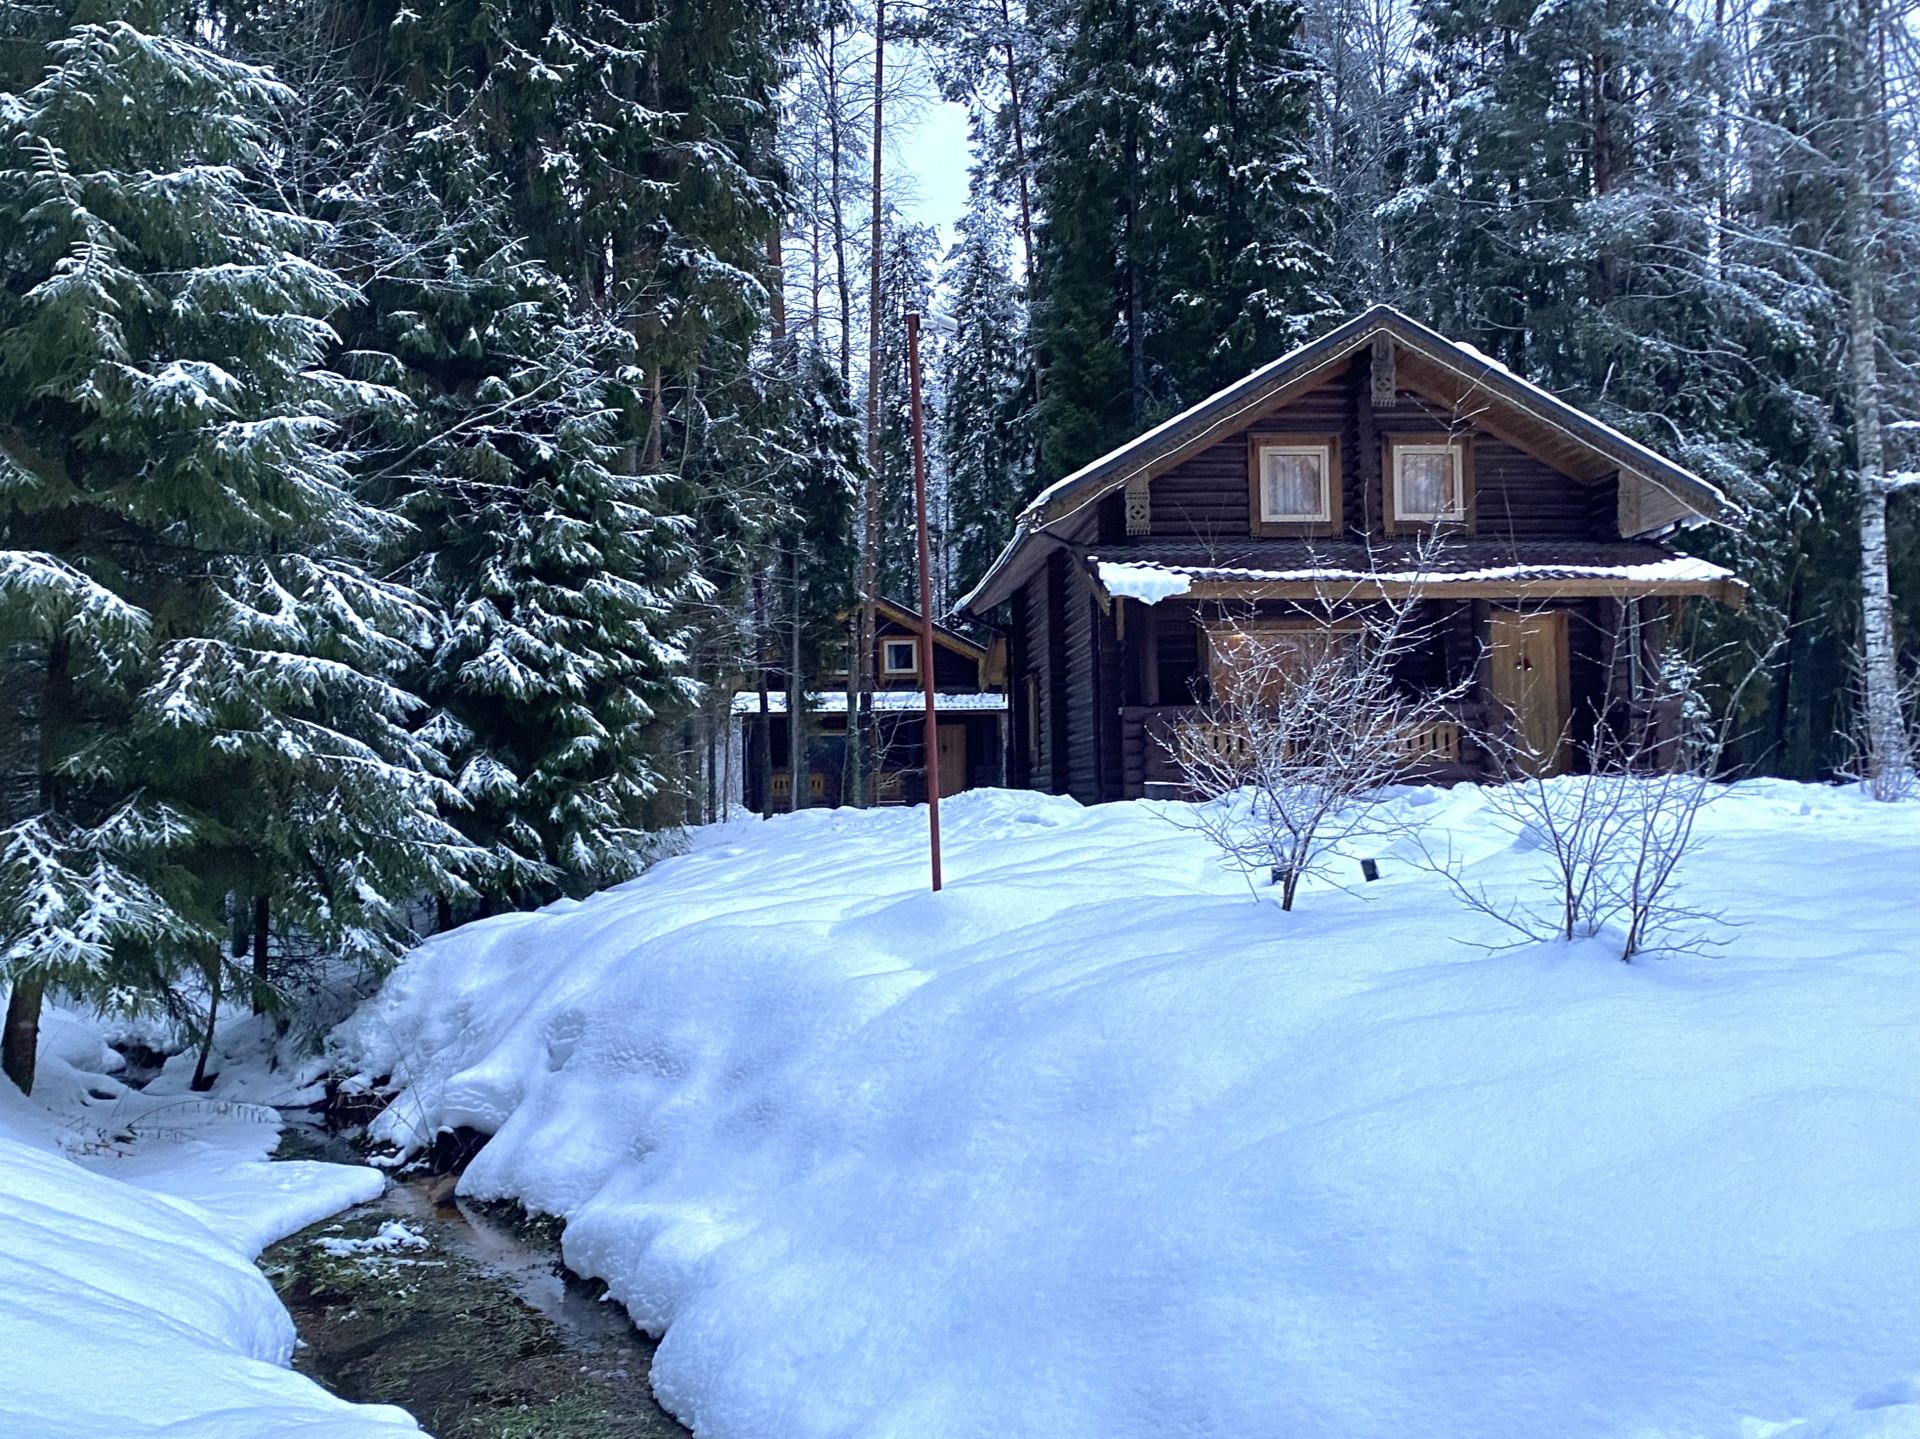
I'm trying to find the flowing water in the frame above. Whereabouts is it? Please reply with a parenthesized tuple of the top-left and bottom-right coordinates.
(265, 1119, 688, 1439)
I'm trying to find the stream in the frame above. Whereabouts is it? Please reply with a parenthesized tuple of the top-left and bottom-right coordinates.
(266, 1117, 689, 1439)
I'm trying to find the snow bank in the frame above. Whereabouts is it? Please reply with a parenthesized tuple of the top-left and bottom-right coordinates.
(0, 1009, 413, 1439)
(336, 782, 1920, 1439)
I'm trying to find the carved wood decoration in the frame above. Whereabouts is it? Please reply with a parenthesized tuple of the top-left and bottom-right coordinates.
(1125, 474, 1152, 534)
(1371, 335, 1398, 408)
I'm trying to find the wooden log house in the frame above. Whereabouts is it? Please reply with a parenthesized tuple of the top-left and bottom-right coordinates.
(732, 598, 1008, 812)
(954, 306, 1748, 801)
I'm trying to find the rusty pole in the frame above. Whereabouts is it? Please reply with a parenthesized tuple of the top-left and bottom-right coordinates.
(906, 310, 942, 891)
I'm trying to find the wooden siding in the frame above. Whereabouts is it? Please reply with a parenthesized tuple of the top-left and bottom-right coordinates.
(1007, 586, 1032, 789)
(1064, 569, 1096, 801)
(1094, 594, 1125, 800)
(1019, 561, 1066, 795)
(1143, 357, 1614, 544)
(1151, 372, 1360, 541)
(1046, 553, 1070, 793)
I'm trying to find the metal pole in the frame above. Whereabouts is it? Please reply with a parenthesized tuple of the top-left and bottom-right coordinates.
(906, 311, 942, 891)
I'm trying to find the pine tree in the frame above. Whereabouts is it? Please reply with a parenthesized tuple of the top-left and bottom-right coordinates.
(0, 10, 477, 1090)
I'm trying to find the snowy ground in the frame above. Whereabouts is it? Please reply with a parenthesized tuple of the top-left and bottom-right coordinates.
(336, 780, 1920, 1439)
(0, 1006, 417, 1439)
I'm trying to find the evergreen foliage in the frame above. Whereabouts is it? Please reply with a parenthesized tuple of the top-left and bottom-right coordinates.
(0, 8, 480, 1075)
(940, 189, 1030, 600)
(871, 214, 943, 602)
(1028, 0, 1333, 482)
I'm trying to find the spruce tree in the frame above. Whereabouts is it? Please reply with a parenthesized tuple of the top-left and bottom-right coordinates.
(872, 214, 943, 603)
(1154, 0, 1336, 397)
(941, 188, 1031, 600)
(0, 10, 476, 1089)
(1029, 0, 1331, 482)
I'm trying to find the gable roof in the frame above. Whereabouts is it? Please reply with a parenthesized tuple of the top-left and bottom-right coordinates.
(956, 305, 1738, 616)
(846, 598, 989, 661)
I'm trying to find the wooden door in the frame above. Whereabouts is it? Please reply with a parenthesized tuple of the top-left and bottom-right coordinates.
(935, 724, 968, 798)
(1488, 609, 1570, 775)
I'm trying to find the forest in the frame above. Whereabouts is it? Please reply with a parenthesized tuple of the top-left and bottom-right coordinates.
(0, 0, 1915, 1084)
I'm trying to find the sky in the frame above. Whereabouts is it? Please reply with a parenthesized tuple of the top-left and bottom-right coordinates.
(892, 62, 976, 255)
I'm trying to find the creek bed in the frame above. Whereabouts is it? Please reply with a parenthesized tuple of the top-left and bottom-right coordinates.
(265, 1121, 687, 1439)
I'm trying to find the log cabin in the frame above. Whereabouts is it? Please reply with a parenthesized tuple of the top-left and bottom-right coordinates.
(731, 598, 1008, 812)
(954, 305, 1748, 801)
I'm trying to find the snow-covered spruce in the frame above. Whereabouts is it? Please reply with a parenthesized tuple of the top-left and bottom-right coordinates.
(0, 16, 481, 1088)
(337, 782, 1918, 1439)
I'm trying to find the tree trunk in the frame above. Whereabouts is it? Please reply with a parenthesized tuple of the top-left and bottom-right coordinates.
(1123, 2, 1145, 430)
(1844, 0, 1910, 796)
(999, 5, 1042, 424)
(827, 26, 853, 384)
(857, 1, 886, 809)
(998, 0, 1034, 281)
(3, 979, 43, 1096)
(755, 566, 773, 818)
(189, 961, 221, 1093)
(768, 225, 786, 347)
(9, 637, 72, 1095)
(250, 895, 270, 1014)
(790, 546, 809, 811)
(843, 615, 863, 807)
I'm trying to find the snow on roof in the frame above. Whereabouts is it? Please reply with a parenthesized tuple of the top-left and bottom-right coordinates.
(1096, 561, 1194, 605)
(731, 691, 1008, 715)
(1091, 553, 1735, 588)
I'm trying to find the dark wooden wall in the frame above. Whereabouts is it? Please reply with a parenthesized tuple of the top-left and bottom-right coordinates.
(1143, 356, 1615, 543)
(872, 617, 982, 691)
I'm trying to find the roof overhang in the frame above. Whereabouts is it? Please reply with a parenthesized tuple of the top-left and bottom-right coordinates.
(955, 306, 1740, 618)
(1088, 555, 1748, 611)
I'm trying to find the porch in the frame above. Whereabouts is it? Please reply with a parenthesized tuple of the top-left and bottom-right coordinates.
(1087, 588, 1695, 799)
(1121, 691, 1688, 798)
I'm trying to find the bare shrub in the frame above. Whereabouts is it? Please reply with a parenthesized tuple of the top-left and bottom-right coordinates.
(1164, 547, 1470, 910)
(1429, 618, 1773, 961)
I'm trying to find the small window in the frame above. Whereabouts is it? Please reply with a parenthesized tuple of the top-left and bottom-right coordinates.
(1393, 441, 1467, 523)
(1248, 434, 1341, 536)
(882, 638, 918, 675)
(1257, 444, 1331, 522)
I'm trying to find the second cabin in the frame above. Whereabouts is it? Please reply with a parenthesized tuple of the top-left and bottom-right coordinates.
(732, 598, 1008, 812)
(955, 305, 1747, 802)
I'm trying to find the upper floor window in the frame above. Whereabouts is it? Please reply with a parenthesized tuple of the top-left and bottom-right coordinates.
(1388, 437, 1472, 529)
(1248, 435, 1341, 536)
(882, 638, 918, 675)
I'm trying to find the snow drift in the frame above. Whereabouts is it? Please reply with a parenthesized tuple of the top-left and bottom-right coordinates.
(336, 782, 1920, 1439)
(0, 1010, 413, 1439)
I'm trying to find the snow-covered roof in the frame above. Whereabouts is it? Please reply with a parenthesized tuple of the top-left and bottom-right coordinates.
(1089, 541, 1744, 606)
(731, 691, 1008, 715)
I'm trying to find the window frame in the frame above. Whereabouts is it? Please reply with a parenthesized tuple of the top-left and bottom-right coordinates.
(881, 637, 919, 676)
(1384, 434, 1474, 534)
(1246, 433, 1343, 538)
(1205, 617, 1363, 709)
